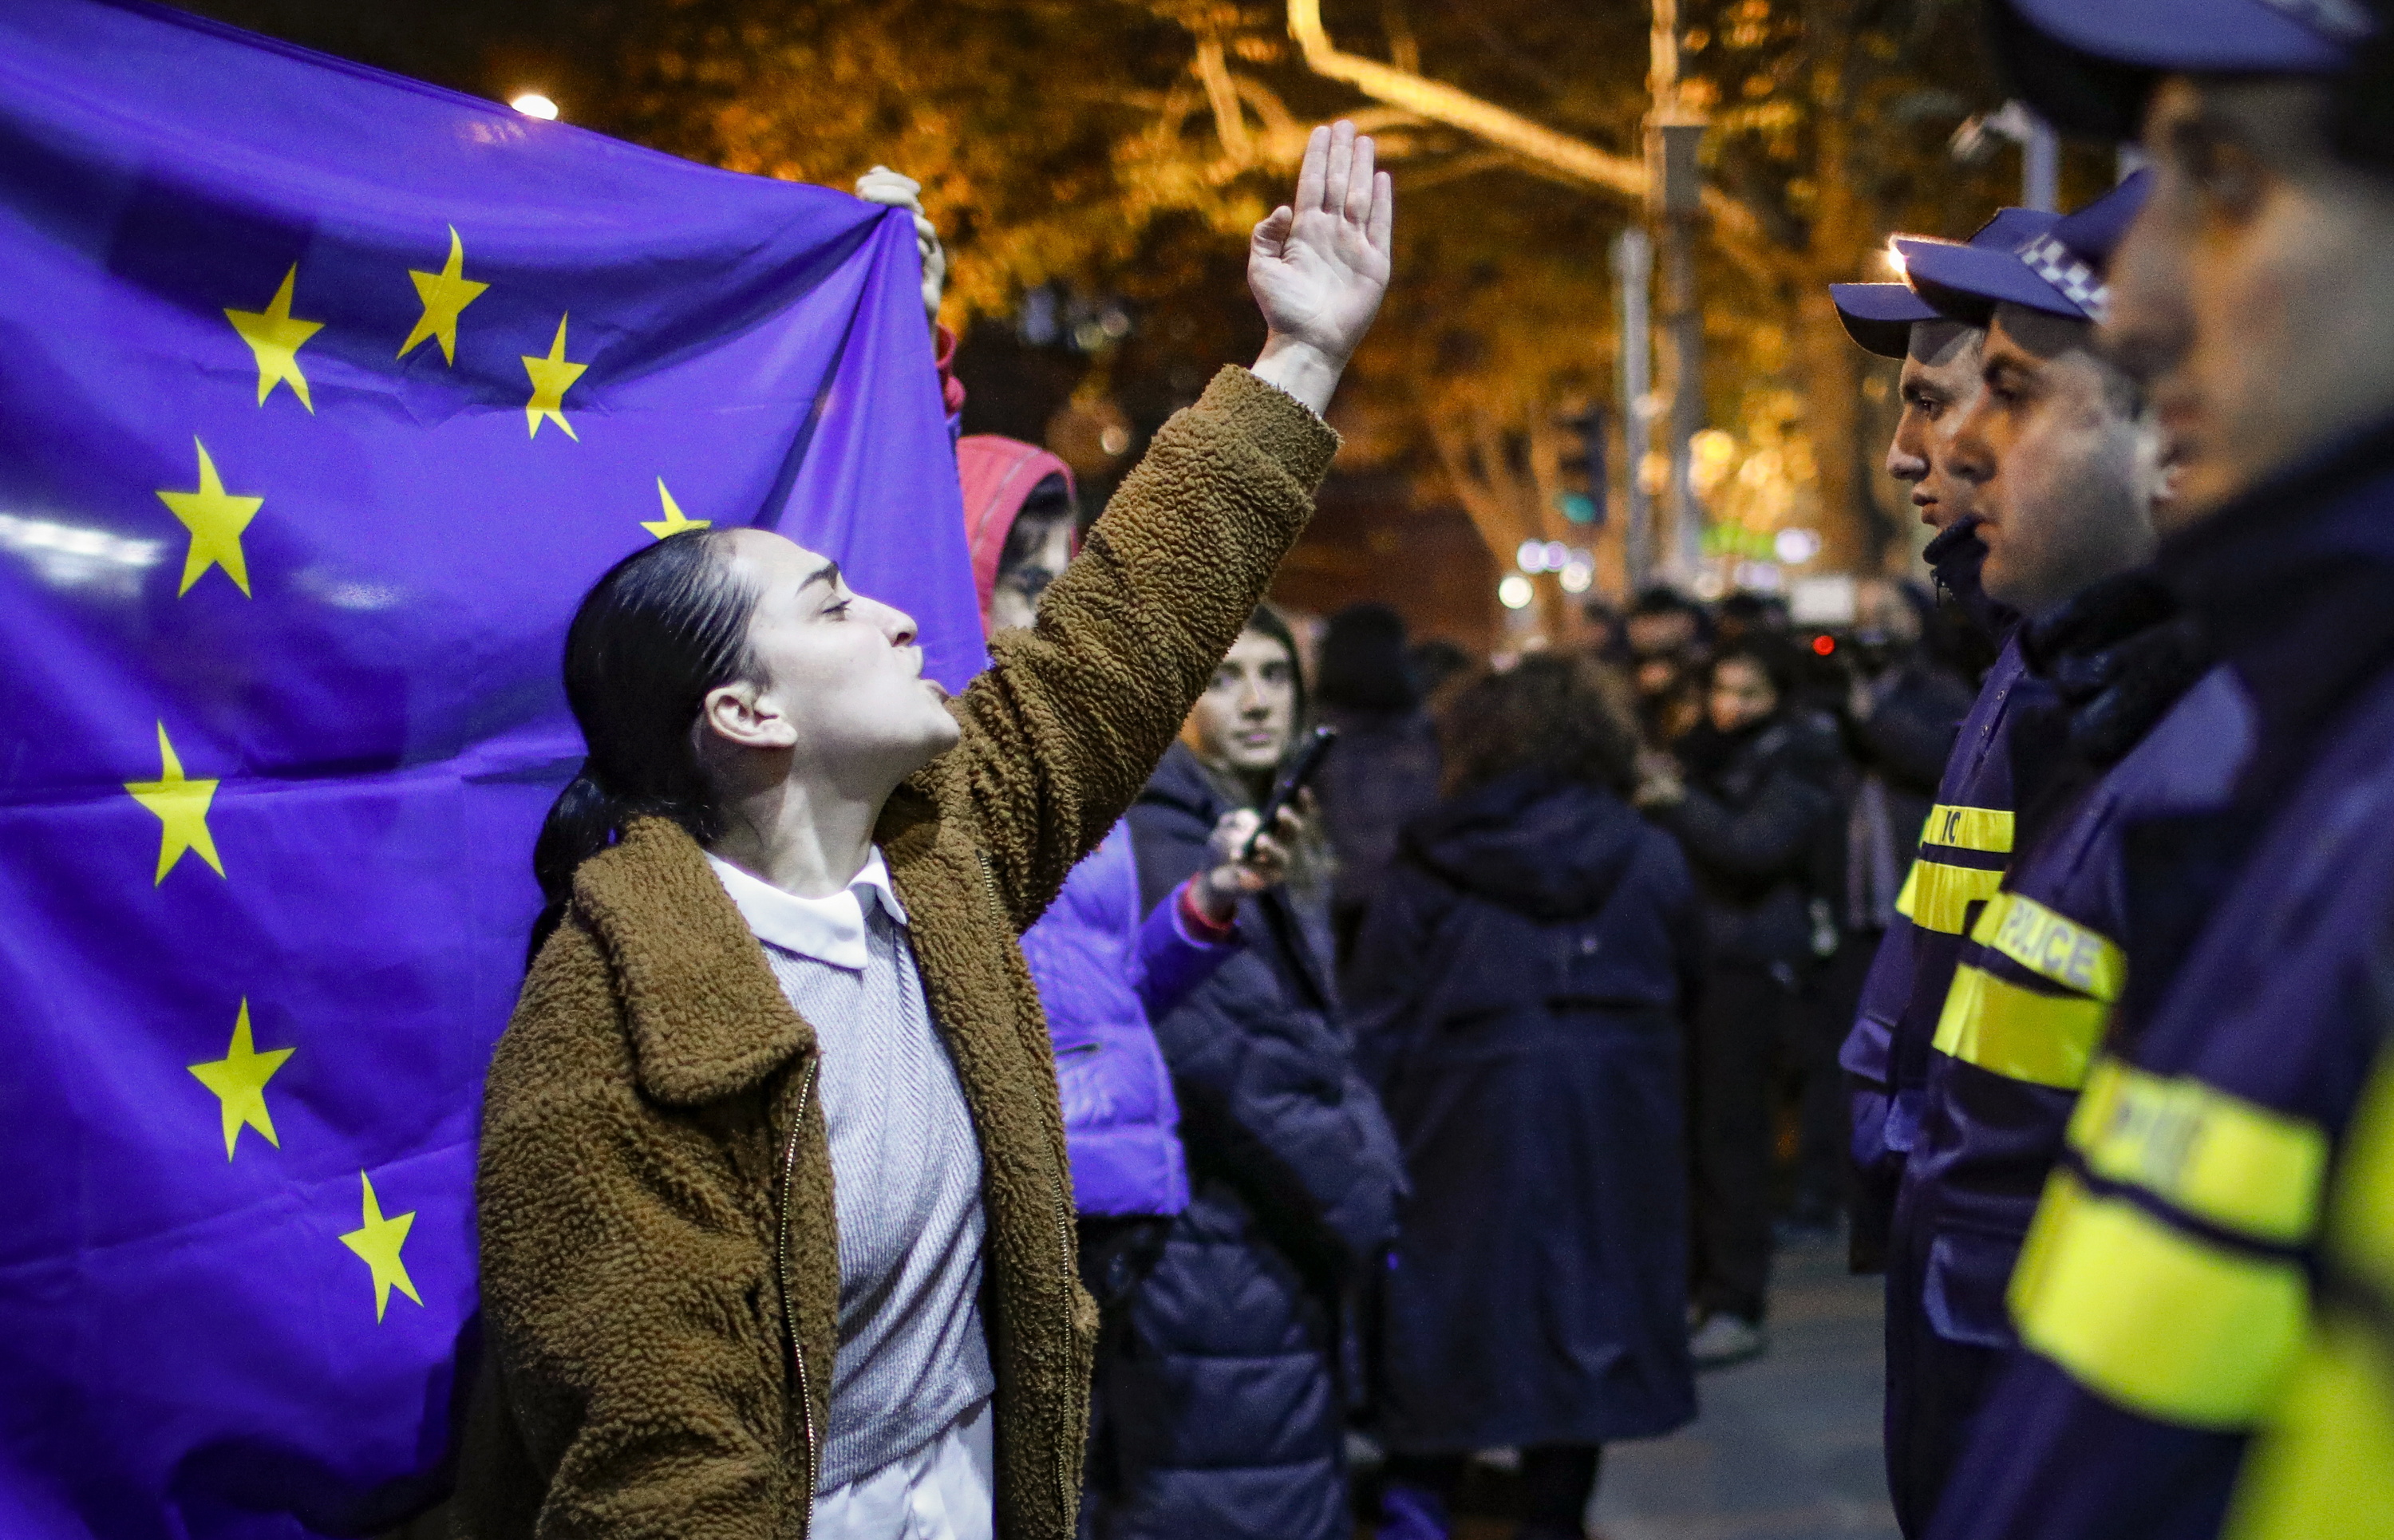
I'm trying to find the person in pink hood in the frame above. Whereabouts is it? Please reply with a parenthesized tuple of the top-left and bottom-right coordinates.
(957, 432, 1295, 1272)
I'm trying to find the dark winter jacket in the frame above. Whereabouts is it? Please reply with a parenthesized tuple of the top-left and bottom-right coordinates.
(1093, 742, 1404, 1540)
(1933, 421, 2394, 1540)
(1349, 772, 1701, 1451)
(1653, 711, 1843, 967)
(1845, 661, 1973, 914)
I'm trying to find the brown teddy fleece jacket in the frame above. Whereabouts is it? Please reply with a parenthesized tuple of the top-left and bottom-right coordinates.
(456, 366, 1338, 1540)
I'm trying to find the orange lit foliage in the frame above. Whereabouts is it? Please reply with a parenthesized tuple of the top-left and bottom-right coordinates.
(187, 0, 2028, 585)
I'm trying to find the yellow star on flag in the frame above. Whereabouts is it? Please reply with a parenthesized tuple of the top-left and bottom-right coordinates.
(124, 721, 224, 885)
(223, 264, 323, 412)
(398, 225, 488, 365)
(339, 1171, 422, 1322)
(642, 479, 711, 539)
(521, 314, 587, 440)
(156, 437, 261, 598)
(187, 998, 294, 1160)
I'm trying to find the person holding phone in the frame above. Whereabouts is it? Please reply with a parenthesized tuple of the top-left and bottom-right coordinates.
(1096, 608, 1406, 1540)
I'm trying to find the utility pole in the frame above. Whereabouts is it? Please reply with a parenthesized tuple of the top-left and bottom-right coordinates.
(1648, 0, 1708, 582)
(1612, 227, 1653, 594)
(2024, 115, 2059, 211)
(1951, 101, 2060, 211)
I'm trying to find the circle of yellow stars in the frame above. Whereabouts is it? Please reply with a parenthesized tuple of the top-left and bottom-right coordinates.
(125, 222, 741, 1321)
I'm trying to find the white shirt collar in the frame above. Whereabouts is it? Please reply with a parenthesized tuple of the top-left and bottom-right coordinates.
(707, 848, 907, 972)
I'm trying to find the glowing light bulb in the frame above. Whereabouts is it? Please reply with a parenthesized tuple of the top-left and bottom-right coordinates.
(511, 93, 560, 120)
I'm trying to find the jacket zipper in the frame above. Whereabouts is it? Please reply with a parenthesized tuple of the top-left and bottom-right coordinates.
(777, 1058, 822, 1539)
(978, 850, 1084, 1522)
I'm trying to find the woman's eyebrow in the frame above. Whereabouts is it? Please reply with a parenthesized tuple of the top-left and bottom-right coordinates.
(797, 559, 842, 598)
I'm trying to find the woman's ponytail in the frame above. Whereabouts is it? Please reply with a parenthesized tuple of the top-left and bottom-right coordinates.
(526, 767, 623, 965)
(524, 527, 760, 967)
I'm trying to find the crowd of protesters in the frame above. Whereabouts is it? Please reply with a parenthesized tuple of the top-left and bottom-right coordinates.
(465, 0, 2394, 1531)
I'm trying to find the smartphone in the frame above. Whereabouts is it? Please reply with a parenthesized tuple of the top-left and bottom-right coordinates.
(1243, 726, 1337, 859)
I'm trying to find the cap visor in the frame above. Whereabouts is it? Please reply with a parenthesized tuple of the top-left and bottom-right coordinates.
(1830, 282, 1936, 358)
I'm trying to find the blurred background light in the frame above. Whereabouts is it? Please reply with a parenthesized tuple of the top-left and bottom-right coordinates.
(1498, 574, 1535, 610)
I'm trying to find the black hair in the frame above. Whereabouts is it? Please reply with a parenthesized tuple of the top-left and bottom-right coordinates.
(527, 528, 760, 962)
(1407, 637, 1473, 699)
(1316, 602, 1416, 713)
(1629, 584, 1703, 619)
(1706, 638, 1798, 704)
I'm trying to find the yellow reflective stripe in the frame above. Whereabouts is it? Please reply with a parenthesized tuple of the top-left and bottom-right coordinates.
(1923, 803, 2015, 855)
(2072, 1059, 2329, 1246)
(1977, 890, 2126, 1002)
(1931, 964, 2107, 1090)
(2328, 1047, 2394, 1295)
(1895, 858, 2005, 934)
(2012, 1171, 2309, 1427)
(2226, 1316, 2394, 1540)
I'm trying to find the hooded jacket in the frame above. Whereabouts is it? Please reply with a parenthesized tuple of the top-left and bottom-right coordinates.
(1349, 772, 1701, 1450)
(458, 368, 1337, 1540)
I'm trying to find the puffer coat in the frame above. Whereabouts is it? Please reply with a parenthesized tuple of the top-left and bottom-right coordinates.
(1019, 821, 1233, 1221)
(1088, 743, 1404, 1540)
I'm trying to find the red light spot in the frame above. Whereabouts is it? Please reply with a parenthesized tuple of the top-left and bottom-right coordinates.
(1812, 634, 1836, 656)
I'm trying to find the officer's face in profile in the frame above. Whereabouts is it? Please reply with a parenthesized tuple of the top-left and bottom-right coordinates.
(1888, 321, 1985, 532)
(2109, 76, 2394, 519)
(1946, 304, 2159, 618)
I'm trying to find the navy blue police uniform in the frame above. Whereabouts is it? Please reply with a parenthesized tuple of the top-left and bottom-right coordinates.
(1925, 5, 2394, 1535)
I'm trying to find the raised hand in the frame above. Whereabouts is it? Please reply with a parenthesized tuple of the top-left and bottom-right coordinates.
(1246, 121, 1394, 413)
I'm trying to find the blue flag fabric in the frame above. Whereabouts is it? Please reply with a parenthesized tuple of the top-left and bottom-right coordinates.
(0, 2, 984, 1534)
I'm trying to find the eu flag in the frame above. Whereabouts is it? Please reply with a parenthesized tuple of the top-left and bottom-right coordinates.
(0, 2, 982, 1534)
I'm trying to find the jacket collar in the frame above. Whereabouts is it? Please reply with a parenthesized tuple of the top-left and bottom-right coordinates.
(2158, 413, 2394, 783)
(2159, 413, 2394, 661)
(572, 817, 816, 1107)
(707, 848, 907, 971)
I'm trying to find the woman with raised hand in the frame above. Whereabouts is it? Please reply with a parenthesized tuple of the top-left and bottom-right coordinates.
(458, 124, 1392, 1540)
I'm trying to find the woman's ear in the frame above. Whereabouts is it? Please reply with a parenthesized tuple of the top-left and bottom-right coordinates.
(700, 681, 798, 752)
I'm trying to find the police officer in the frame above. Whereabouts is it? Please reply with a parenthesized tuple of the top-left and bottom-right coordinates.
(1876, 172, 2255, 1536)
(1927, 2, 2394, 1534)
(1828, 208, 2057, 1292)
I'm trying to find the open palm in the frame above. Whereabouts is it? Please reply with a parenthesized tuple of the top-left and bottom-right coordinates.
(1249, 122, 1393, 366)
